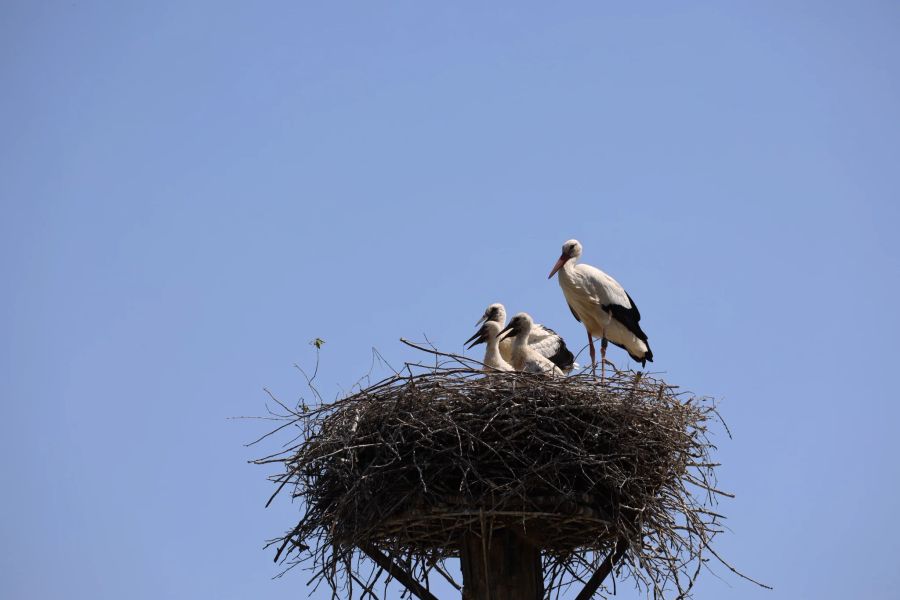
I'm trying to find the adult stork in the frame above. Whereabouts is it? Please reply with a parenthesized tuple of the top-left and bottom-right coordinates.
(548, 239, 653, 379)
(475, 303, 576, 373)
(497, 313, 564, 377)
(465, 320, 514, 372)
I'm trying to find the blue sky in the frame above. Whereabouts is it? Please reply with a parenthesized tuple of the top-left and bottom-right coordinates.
(2, 2, 898, 598)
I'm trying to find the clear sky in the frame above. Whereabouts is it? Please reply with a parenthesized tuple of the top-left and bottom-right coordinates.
(2, 2, 899, 599)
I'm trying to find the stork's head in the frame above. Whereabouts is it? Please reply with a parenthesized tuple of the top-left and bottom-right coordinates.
(475, 303, 506, 327)
(548, 239, 582, 279)
(465, 320, 503, 349)
(497, 312, 533, 342)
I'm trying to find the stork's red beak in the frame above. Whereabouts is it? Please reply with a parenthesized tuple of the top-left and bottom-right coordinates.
(548, 254, 568, 279)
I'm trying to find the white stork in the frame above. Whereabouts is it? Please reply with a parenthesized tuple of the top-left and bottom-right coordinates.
(465, 320, 514, 372)
(475, 303, 576, 373)
(497, 313, 564, 377)
(548, 239, 653, 379)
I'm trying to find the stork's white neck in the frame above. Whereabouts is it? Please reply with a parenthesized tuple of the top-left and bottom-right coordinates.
(484, 335, 503, 363)
(558, 257, 579, 282)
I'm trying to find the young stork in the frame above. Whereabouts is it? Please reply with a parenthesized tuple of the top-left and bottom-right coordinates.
(497, 313, 564, 377)
(465, 320, 514, 372)
(475, 303, 576, 373)
(548, 239, 653, 379)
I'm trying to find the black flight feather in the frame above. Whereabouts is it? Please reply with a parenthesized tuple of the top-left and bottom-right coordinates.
(602, 291, 653, 365)
(547, 338, 575, 371)
(602, 292, 648, 342)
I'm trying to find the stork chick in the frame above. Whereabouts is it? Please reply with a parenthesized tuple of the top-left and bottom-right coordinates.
(497, 313, 564, 377)
(465, 320, 514, 372)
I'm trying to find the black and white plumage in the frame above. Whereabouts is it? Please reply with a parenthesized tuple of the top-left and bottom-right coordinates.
(548, 239, 653, 377)
(497, 313, 564, 377)
(475, 303, 576, 373)
(465, 320, 514, 372)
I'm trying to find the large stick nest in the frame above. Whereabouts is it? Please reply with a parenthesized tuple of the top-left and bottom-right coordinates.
(256, 346, 737, 598)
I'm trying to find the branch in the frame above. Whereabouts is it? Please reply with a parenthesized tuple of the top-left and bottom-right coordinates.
(574, 538, 629, 600)
(358, 543, 440, 600)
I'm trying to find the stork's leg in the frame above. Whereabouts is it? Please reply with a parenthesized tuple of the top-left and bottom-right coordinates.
(587, 330, 597, 379)
(600, 338, 609, 382)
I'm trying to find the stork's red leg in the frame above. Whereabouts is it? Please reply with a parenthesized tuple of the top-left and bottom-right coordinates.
(587, 330, 597, 379)
(600, 338, 609, 382)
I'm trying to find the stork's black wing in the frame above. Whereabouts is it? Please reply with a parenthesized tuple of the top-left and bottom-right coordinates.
(602, 291, 648, 342)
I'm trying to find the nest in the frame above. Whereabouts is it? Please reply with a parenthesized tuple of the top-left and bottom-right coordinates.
(256, 346, 738, 599)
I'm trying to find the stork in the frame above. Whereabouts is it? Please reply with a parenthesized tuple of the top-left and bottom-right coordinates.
(497, 313, 564, 377)
(465, 320, 514, 372)
(475, 303, 576, 373)
(548, 239, 653, 379)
